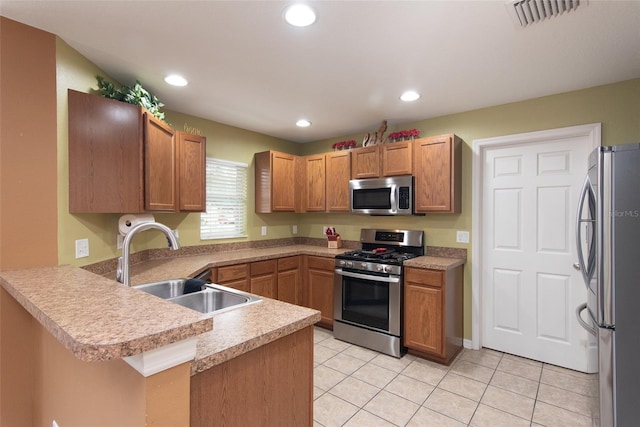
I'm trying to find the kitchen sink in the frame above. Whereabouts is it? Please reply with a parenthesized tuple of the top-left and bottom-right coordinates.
(134, 278, 190, 299)
(134, 280, 261, 314)
(168, 286, 261, 314)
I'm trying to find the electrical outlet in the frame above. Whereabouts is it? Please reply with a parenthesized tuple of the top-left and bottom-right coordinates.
(292, 225, 298, 234)
(323, 226, 328, 234)
(75, 238, 89, 258)
(117, 234, 124, 249)
(261, 226, 267, 236)
(456, 231, 470, 244)
(172, 229, 179, 239)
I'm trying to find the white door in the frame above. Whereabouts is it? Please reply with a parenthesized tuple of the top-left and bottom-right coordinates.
(477, 125, 599, 373)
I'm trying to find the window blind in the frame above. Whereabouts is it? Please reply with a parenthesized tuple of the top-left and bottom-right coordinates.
(200, 158, 247, 240)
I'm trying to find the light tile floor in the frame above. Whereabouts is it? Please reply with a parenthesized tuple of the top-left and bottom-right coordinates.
(313, 327, 599, 427)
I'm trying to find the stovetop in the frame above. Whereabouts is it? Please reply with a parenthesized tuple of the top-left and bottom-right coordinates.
(334, 229, 425, 275)
(336, 249, 419, 265)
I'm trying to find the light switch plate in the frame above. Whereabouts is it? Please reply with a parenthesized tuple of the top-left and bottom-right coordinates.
(261, 226, 267, 236)
(456, 231, 470, 244)
(75, 238, 89, 258)
(292, 225, 298, 234)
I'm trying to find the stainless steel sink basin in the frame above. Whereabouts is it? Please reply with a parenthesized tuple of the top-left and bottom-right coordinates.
(168, 285, 261, 314)
(134, 278, 189, 299)
(135, 280, 261, 314)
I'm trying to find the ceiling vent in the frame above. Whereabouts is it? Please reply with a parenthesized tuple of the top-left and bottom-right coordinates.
(506, 0, 587, 27)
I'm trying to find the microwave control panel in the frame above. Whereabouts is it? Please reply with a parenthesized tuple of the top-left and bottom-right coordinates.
(399, 187, 410, 210)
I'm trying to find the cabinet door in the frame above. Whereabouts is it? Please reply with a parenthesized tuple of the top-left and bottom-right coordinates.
(382, 141, 412, 176)
(217, 264, 249, 292)
(278, 269, 299, 305)
(304, 154, 326, 212)
(414, 135, 462, 213)
(306, 256, 335, 328)
(251, 260, 277, 299)
(68, 89, 144, 213)
(326, 151, 351, 212)
(351, 146, 381, 179)
(404, 282, 443, 356)
(251, 274, 277, 299)
(177, 132, 206, 212)
(278, 256, 301, 305)
(144, 113, 177, 211)
(272, 152, 297, 211)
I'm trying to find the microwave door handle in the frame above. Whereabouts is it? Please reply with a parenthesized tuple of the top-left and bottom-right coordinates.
(335, 269, 401, 284)
(575, 176, 592, 287)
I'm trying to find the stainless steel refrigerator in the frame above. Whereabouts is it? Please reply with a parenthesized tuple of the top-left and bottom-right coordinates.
(576, 144, 640, 427)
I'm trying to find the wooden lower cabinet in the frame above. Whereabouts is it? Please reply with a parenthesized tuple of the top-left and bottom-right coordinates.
(190, 326, 313, 427)
(305, 256, 335, 329)
(403, 266, 463, 365)
(215, 264, 249, 292)
(250, 260, 278, 299)
(277, 256, 301, 305)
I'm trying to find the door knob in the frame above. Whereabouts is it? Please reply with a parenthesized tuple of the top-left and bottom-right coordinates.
(573, 262, 581, 271)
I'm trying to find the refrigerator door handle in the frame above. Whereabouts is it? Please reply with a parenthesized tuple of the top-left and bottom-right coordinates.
(575, 176, 592, 286)
(576, 303, 597, 336)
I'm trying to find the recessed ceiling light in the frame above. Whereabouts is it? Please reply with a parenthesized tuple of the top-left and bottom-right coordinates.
(296, 119, 311, 127)
(164, 74, 188, 87)
(400, 91, 420, 102)
(284, 4, 317, 27)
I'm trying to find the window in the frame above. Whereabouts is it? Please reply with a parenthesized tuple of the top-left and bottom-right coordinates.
(200, 158, 247, 240)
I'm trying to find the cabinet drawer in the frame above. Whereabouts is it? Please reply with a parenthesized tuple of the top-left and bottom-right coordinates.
(405, 268, 443, 287)
(278, 256, 300, 271)
(217, 264, 248, 282)
(251, 259, 277, 276)
(307, 256, 334, 271)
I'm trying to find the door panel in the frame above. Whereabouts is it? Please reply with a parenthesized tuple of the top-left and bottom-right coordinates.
(482, 135, 596, 372)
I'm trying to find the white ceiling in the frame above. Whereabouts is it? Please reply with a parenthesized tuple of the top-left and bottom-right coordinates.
(2, 1, 639, 143)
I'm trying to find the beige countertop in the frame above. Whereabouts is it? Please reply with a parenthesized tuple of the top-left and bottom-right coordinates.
(404, 255, 465, 270)
(0, 244, 463, 375)
(0, 265, 212, 362)
(126, 244, 350, 285)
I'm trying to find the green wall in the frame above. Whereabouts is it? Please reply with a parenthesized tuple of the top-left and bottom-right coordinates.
(301, 78, 640, 340)
(56, 33, 639, 339)
(56, 39, 300, 267)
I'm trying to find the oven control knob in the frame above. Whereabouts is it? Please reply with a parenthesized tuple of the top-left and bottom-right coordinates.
(346, 261, 353, 268)
(360, 262, 368, 269)
(376, 264, 391, 273)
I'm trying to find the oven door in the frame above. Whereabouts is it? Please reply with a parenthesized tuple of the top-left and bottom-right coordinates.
(334, 268, 401, 336)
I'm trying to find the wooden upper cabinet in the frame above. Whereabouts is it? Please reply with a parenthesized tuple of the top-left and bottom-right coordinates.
(325, 151, 351, 212)
(68, 89, 144, 213)
(68, 89, 205, 213)
(144, 113, 177, 211)
(350, 143, 413, 179)
(351, 145, 381, 179)
(382, 141, 413, 176)
(303, 154, 326, 212)
(255, 151, 298, 213)
(414, 134, 462, 213)
(177, 132, 206, 212)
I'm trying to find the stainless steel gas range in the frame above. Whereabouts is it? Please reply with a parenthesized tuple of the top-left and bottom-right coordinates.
(333, 229, 425, 358)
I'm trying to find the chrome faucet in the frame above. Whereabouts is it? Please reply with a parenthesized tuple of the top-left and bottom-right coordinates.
(116, 221, 180, 286)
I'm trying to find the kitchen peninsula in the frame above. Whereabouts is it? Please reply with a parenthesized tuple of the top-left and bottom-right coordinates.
(0, 245, 336, 426)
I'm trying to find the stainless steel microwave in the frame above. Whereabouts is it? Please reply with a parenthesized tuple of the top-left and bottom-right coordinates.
(349, 175, 414, 215)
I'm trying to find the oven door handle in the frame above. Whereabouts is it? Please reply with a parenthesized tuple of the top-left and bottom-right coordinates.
(334, 268, 400, 283)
